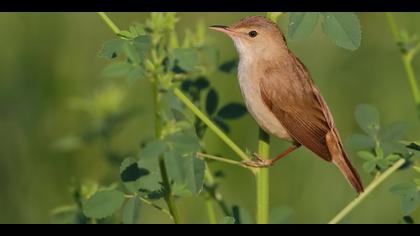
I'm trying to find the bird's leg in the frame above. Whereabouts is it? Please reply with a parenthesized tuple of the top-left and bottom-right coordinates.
(242, 143, 301, 168)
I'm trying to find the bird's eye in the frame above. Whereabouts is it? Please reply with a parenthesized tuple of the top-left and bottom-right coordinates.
(248, 31, 258, 38)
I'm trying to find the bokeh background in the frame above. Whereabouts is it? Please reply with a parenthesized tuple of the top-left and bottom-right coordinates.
(0, 12, 420, 224)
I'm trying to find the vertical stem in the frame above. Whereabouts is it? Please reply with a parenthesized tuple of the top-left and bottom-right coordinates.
(153, 81, 180, 224)
(385, 12, 420, 118)
(204, 164, 232, 217)
(205, 199, 218, 224)
(255, 129, 270, 224)
(204, 165, 218, 224)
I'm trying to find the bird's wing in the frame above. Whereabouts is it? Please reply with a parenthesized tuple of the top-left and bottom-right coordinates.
(259, 55, 334, 161)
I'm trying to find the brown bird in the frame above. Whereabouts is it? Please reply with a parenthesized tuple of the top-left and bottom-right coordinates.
(210, 16, 364, 193)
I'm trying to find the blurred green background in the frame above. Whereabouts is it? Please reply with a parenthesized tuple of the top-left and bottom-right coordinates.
(0, 12, 419, 224)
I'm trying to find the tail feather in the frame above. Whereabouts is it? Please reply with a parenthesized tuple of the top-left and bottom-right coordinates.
(326, 130, 364, 194)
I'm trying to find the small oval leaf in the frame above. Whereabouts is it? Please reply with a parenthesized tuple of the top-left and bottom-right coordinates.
(321, 13, 361, 50)
(206, 89, 218, 116)
(83, 190, 126, 219)
(217, 103, 247, 119)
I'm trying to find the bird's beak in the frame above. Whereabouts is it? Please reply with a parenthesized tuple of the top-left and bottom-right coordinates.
(209, 25, 232, 35)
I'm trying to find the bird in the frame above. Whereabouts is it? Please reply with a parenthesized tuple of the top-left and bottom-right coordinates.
(210, 16, 364, 193)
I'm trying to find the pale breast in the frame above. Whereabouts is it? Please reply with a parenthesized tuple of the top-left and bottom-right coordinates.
(237, 60, 292, 141)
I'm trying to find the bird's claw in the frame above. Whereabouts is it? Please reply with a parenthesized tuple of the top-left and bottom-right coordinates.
(241, 153, 272, 168)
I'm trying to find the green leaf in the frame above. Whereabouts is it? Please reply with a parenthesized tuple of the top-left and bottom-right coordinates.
(166, 133, 201, 154)
(401, 192, 420, 215)
(200, 46, 219, 69)
(355, 104, 380, 136)
(122, 197, 139, 224)
(138, 140, 167, 160)
(357, 151, 375, 161)
(218, 59, 238, 73)
(121, 159, 150, 183)
(269, 206, 295, 224)
(194, 77, 210, 90)
(363, 160, 376, 174)
(164, 152, 205, 195)
(102, 62, 132, 78)
(120, 158, 143, 193)
(133, 35, 151, 55)
(206, 89, 218, 116)
(172, 48, 198, 72)
(124, 43, 141, 64)
(83, 190, 126, 219)
(376, 158, 392, 170)
(219, 216, 235, 224)
(390, 182, 417, 195)
(402, 216, 414, 224)
(379, 122, 405, 142)
(99, 39, 125, 59)
(217, 103, 247, 120)
(407, 142, 420, 151)
(287, 12, 320, 40)
(321, 13, 361, 50)
(385, 154, 400, 162)
(414, 179, 420, 188)
(267, 12, 283, 23)
(346, 134, 375, 150)
(375, 145, 384, 159)
(184, 156, 205, 194)
(127, 66, 145, 82)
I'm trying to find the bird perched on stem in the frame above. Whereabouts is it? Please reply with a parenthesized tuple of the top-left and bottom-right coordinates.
(210, 16, 364, 193)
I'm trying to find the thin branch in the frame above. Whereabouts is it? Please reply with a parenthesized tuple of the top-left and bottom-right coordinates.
(197, 153, 251, 169)
(328, 158, 405, 224)
(174, 88, 250, 162)
(97, 12, 120, 34)
(138, 197, 174, 221)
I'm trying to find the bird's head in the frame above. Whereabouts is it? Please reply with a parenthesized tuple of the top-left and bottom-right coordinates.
(210, 16, 287, 59)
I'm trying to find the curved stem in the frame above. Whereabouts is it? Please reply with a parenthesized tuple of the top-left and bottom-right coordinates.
(385, 12, 420, 117)
(328, 159, 405, 224)
(255, 129, 270, 224)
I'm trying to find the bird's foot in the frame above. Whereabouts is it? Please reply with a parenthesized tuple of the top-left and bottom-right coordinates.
(241, 153, 273, 168)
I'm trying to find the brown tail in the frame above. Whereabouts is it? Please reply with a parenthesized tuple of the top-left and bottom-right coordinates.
(326, 130, 364, 194)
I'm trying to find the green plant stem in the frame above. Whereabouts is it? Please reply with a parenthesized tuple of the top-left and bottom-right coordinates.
(197, 153, 251, 169)
(153, 81, 180, 224)
(385, 12, 420, 115)
(138, 197, 174, 220)
(174, 88, 250, 162)
(97, 12, 120, 34)
(204, 164, 232, 217)
(255, 129, 270, 224)
(203, 164, 218, 224)
(328, 158, 405, 224)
